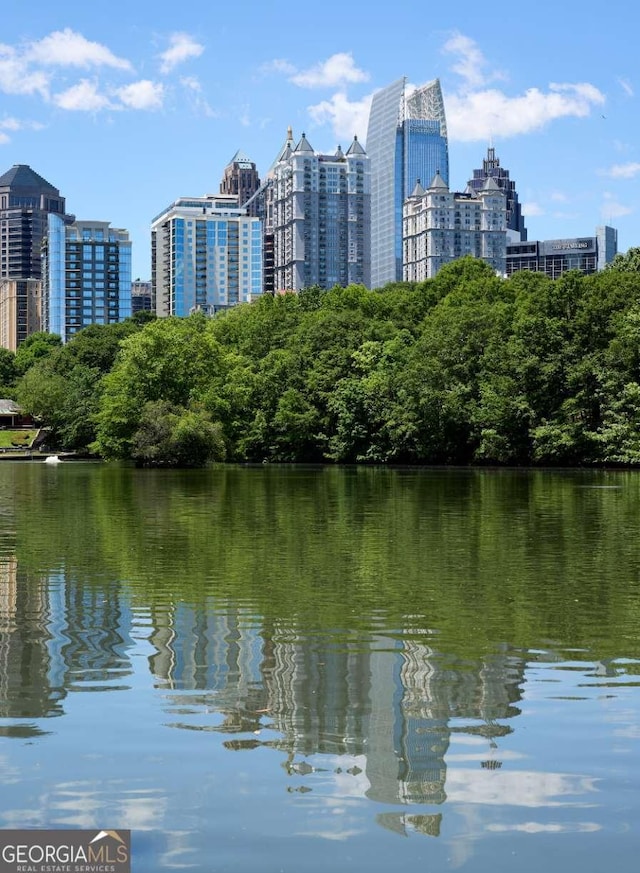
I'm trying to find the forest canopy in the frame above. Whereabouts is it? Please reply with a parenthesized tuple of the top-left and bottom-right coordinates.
(11, 257, 640, 467)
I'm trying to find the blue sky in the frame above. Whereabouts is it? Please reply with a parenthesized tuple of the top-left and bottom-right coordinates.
(1, 0, 638, 280)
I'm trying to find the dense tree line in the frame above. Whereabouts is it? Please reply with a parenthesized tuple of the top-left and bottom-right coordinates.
(8, 254, 640, 466)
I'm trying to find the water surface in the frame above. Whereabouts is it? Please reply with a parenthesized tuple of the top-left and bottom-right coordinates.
(0, 464, 638, 871)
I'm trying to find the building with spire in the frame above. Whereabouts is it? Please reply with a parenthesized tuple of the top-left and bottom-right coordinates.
(366, 78, 448, 288)
(468, 146, 527, 241)
(219, 150, 261, 212)
(0, 164, 73, 349)
(403, 172, 507, 280)
(269, 130, 371, 292)
(243, 128, 297, 296)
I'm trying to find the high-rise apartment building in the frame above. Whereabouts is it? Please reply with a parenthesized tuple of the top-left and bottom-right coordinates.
(219, 150, 261, 212)
(468, 147, 526, 241)
(151, 194, 262, 316)
(366, 78, 448, 288)
(42, 217, 132, 343)
(403, 173, 507, 280)
(270, 131, 370, 292)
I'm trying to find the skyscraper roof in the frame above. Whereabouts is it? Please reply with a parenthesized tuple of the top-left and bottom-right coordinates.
(0, 164, 59, 192)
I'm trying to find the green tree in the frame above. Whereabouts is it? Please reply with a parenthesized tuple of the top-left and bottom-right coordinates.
(130, 400, 226, 467)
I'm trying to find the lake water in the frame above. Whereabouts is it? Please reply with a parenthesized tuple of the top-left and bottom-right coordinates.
(0, 463, 639, 872)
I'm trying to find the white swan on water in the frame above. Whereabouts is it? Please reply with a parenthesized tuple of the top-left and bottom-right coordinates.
(44, 455, 62, 464)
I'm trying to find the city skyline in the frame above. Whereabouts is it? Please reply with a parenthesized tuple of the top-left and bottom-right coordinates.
(1, 0, 638, 281)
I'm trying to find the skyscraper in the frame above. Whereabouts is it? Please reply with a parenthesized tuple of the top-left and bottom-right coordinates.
(42, 217, 132, 343)
(0, 164, 71, 281)
(468, 147, 527, 241)
(219, 150, 261, 212)
(271, 131, 370, 291)
(0, 164, 73, 348)
(366, 78, 448, 288)
(151, 194, 262, 316)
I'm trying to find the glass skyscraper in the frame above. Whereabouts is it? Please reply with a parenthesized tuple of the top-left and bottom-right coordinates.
(151, 195, 262, 317)
(366, 78, 448, 289)
(42, 216, 132, 343)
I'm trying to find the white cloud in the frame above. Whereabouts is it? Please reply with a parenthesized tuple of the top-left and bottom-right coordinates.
(308, 92, 373, 142)
(0, 45, 50, 97)
(0, 116, 45, 143)
(602, 192, 633, 218)
(115, 80, 164, 110)
(53, 79, 113, 111)
(291, 53, 369, 89)
(602, 161, 640, 179)
(26, 28, 132, 71)
(260, 58, 296, 77)
(159, 33, 204, 74)
(180, 76, 217, 118)
(618, 77, 634, 97)
(442, 32, 505, 90)
(550, 191, 568, 202)
(522, 201, 545, 217)
(446, 82, 605, 142)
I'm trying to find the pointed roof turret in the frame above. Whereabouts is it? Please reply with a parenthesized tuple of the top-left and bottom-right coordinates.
(482, 176, 502, 192)
(410, 179, 426, 197)
(428, 170, 448, 191)
(335, 144, 345, 160)
(346, 134, 366, 156)
(266, 126, 296, 176)
(294, 132, 314, 152)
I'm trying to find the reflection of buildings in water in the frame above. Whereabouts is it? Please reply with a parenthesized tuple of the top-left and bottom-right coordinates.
(58, 579, 132, 687)
(263, 625, 372, 757)
(146, 603, 526, 813)
(366, 636, 526, 807)
(0, 561, 65, 721)
(148, 602, 267, 731)
(0, 564, 134, 728)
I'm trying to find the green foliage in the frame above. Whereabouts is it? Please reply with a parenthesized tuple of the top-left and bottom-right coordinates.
(130, 400, 226, 467)
(14, 266, 640, 467)
(14, 332, 62, 375)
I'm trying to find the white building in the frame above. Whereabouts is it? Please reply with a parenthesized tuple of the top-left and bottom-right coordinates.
(271, 132, 370, 291)
(403, 173, 507, 281)
(151, 194, 262, 317)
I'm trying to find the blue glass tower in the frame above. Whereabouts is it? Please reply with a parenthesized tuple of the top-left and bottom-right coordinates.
(42, 216, 132, 343)
(366, 78, 448, 288)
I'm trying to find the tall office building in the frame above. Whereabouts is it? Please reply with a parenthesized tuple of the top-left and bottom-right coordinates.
(271, 131, 371, 291)
(366, 78, 448, 288)
(219, 150, 261, 212)
(0, 164, 71, 281)
(42, 217, 132, 343)
(131, 279, 154, 314)
(403, 173, 507, 280)
(468, 147, 527, 241)
(506, 226, 617, 279)
(0, 164, 72, 348)
(151, 194, 262, 316)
